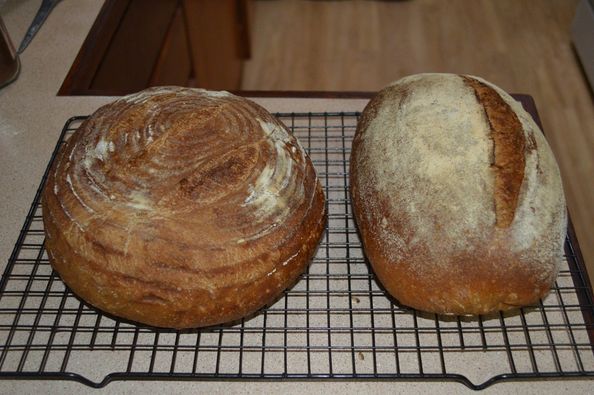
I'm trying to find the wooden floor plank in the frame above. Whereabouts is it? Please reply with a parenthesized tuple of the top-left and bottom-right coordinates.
(242, 0, 594, 282)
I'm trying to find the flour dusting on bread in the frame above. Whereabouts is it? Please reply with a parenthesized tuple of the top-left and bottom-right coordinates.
(350, 73, 567, 315)
(357, 73, 495, 260)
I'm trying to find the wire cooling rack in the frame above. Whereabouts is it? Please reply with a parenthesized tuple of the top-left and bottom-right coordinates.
(0, 110, 593, 390)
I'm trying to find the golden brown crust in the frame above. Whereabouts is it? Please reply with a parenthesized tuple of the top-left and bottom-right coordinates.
(42, 87, 326, 328)
(351, 189, 553, 315)
(350, 73, 566, 316)
(462, 76, 526, 228)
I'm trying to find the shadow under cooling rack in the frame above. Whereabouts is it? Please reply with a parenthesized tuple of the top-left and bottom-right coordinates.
(0, 105, 593, 390)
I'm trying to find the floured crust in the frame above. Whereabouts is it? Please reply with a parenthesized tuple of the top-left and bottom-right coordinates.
(42, 87, 326, 328)
(350, 73, 567, 315)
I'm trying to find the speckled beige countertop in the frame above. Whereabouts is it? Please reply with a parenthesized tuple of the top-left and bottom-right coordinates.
(0, 1, 591, 394)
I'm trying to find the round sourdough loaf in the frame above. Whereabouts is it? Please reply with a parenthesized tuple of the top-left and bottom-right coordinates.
(350, 74, 567, 315)
(42, 87, 325, 328)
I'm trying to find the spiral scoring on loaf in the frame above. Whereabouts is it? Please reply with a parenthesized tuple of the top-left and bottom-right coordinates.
(45, 87, 317, 278)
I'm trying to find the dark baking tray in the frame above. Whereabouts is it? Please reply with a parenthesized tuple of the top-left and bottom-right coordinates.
(0, 96, 593, 390)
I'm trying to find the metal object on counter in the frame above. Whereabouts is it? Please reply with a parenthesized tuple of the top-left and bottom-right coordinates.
(0, 15, 20, 89)
(17, 0, 61, 54)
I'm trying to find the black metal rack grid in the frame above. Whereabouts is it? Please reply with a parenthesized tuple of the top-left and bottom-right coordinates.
(0, 112, 593, 391)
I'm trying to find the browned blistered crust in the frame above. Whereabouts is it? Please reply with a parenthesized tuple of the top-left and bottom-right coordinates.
(42, 87, 326, 329)
(462, 75, 526, 228)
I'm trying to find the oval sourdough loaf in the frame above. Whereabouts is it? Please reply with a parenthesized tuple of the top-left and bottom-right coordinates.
(42, 87, 326, 328)
(350, 73, 567, 315)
